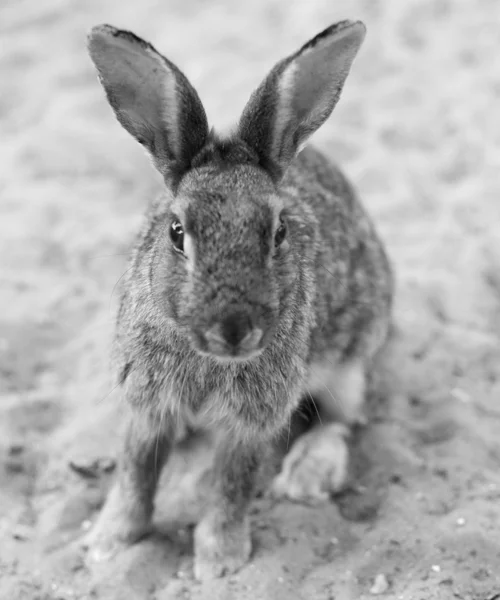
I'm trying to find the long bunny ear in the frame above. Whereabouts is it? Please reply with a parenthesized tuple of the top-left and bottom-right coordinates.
(237, 20, 366, 180)
(87, 25, 209, 182)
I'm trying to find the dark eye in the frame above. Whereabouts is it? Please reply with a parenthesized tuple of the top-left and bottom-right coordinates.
(274, 218, 287, 248)
(170, 220, 184, 253)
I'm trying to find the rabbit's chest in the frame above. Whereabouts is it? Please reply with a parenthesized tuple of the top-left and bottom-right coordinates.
(164, 361, 299, 438)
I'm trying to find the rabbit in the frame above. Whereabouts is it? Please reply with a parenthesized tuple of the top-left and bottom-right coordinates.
(85, 19, 393, 581)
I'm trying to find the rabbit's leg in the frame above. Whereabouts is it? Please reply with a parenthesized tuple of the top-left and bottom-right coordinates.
(271, 358, 366, 504)
(84, 409, 171, 561)
(194, 438, 262, 580)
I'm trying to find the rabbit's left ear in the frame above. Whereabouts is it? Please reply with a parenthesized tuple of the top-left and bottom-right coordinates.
(237, 21, 365, 181)
(88, 25, 209, 183)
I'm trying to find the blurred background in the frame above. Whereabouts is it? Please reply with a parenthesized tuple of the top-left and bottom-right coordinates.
(1, 1, 500, 599)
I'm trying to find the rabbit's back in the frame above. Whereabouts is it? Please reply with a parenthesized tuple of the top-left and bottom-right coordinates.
(284, 146, 394, 366)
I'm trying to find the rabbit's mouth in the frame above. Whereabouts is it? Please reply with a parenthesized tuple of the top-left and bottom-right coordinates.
(201, 346, 264, 363)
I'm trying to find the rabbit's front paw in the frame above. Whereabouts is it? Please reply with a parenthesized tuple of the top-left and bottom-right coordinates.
(194, 512, 251, 580)
(82, 486, 151, 563)
(271, 423, 350, 504)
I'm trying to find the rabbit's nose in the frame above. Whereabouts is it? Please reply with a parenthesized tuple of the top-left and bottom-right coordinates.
(205, 312, 263, 351)
(220, 311, 252, 347)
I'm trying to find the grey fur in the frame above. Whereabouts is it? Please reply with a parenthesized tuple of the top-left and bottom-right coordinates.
(86, 20, 393, 580)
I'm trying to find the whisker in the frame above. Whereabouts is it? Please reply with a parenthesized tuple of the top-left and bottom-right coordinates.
(323, 382, 341, 407)
(320, 355, 349, 414)
(306, 391, 323, 427)
(273, 367, 292, 450)
(170, 359, 189, 435)
(317, 264, 376, 309)
(154, 401, 166, 482)
(286, 411, 292, 450)
(317, 263, 349, 295)
(109, 265, 135, 312)
(96, 379, 122, 405)
(293, 403, 309, 420)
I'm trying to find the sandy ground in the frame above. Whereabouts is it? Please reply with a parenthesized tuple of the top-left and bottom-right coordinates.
(1, 0, 500, 598)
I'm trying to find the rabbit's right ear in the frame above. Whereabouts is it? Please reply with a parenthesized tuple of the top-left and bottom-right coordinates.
(237, 21, 366, 181)
(87, 25, 209, 183)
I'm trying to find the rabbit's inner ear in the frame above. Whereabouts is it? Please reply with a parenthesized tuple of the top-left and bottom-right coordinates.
(88, 25, 209, 182)
(238, 21, 366, 180)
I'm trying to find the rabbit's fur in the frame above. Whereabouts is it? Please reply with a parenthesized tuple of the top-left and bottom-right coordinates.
(86, 20, 393, 580)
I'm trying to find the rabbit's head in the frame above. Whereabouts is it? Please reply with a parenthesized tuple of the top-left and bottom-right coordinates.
(88, 22, 365, 361)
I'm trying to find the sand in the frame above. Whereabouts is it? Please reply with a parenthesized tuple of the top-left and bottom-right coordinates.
(1, 0, 499, 598)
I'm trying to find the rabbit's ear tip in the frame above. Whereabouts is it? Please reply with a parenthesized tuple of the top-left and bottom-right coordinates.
(89, 24, 116, 34)
(88, 24, 118, 43)
(340, 19, 366, 31)
(333, 20, 366, 40)
(329, 20, 367, 41)
(351, 20, 367, 38)
(352, 20, 366, 30)
(300, 20, 366, 57)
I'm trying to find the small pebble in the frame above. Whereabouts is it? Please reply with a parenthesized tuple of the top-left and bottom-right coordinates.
(5, 459, 25, 474)
(99, 457, 116, 473)
(370, 573, 390, 595)
(456, 517, 466, 526)
(431, 565, 441, 573)
(69, 458, 101, 478)
(450, 388, 471, 403)
(69, 457, 116, 479)
(8, 443, 25, 456)
(12, 525, 32, 541)
(81, 520, 92, 531)
(277, 577, 284, 583)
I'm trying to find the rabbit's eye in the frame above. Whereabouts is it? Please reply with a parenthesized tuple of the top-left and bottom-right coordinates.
(274, 219, 287, 248)
(170, 220, 184, 253)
